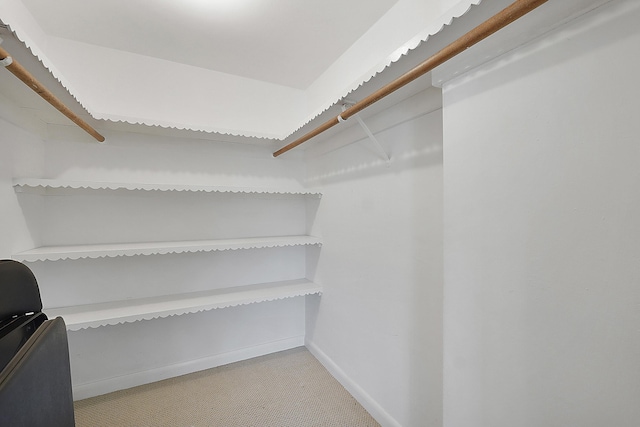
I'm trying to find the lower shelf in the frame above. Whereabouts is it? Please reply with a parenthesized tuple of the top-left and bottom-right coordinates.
(45, 279, 322, 331)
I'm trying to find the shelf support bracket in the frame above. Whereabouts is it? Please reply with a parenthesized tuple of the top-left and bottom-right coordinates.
(342, 102, 390, 163)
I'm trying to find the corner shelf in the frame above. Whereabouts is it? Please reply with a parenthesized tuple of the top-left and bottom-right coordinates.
(45, 279, 323, 331)
(12, 235, 322, 262)
(12, 178, 322, 197)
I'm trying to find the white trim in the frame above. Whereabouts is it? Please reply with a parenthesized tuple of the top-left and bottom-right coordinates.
(72, 336, 305, 400)
(305, 340, 402, 427)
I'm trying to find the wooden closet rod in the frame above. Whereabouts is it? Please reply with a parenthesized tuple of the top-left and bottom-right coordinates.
(273, 0, 548, 157)
(0, 45, 105, 142)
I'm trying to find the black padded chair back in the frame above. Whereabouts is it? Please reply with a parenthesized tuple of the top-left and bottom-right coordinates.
(0, 260, 43, 320)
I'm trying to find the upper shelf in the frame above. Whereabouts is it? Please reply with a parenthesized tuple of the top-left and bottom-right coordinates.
(12, 235, 322, 262)
(12, 178, 322, 197)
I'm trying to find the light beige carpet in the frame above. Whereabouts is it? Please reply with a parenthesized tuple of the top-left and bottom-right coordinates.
(74, 347, 380, 427)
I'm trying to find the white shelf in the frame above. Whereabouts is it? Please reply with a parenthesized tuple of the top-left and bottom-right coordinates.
(12, 235, 322, 262)
(13, 178, 322, 197)
(45, 279, 323, 331)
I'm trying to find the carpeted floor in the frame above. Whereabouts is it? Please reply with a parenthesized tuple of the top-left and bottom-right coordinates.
(74, 347, 380, 427)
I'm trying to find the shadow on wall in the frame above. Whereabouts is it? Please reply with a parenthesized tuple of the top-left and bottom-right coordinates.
(305, 108, 443, 187)
(40, 128, 306, 189)
(444, 0, 640, 109)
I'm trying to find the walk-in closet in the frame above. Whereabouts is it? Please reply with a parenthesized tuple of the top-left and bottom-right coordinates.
(1, 1, 639, 426)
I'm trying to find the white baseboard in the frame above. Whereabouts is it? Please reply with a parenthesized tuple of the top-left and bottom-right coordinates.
(305, 340, 402, 427)
(73, 336, 305, 400)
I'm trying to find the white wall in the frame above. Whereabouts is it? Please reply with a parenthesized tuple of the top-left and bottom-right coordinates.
(442, 1, 640, 426)
(305, 87, 444, 427)
(0, 110, 315, 399)
(0, 110, 44, 257)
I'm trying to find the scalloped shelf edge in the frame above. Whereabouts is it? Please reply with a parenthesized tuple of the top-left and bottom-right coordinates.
(12, 237, 323, 262)
(45, 280, 323, 331)
(12, 179, 322, 197)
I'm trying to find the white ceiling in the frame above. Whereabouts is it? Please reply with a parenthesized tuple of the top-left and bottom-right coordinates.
(20, 0, 400, 89)
(2, 0, 604, 144)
